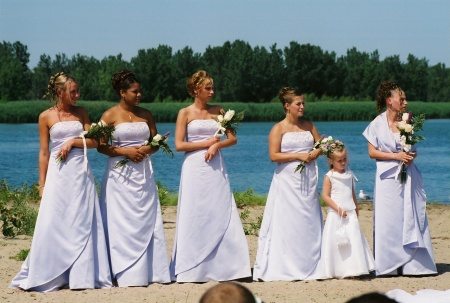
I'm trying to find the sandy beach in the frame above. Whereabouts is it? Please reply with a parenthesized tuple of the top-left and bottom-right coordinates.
(1, 202, 449, 303)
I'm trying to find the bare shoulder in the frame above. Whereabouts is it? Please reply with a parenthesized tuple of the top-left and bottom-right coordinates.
(101, 106, 119, 123)
(300, 119, 314, 131)
(208, 104, 223, 115)
(39, 107, 53, 120)
(269, 121, 285, 136)
(136, 106, 154, 119)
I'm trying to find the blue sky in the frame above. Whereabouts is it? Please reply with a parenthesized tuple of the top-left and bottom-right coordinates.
(1, 0, 449, 68)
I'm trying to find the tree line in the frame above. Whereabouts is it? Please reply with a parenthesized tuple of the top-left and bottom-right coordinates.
(1, 40, 449, 102)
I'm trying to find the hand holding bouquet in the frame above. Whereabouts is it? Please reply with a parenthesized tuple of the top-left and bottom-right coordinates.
(213, 109, 245, 137)
(294, 135, 343, 173)
(396, 112, 426, 183)
(114, 132, 173, 168)
(57, 120, 115, 164)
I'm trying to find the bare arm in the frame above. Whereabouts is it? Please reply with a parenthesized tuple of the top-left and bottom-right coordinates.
(352, 181, 359, 217)
(322, 175, 347, 218)
(38, 113, 50, 198)
(174, 108, 219, 152)
(367, 142, 414, 164)
(57, 108, 98, 159)
(308, 122, 323, 160)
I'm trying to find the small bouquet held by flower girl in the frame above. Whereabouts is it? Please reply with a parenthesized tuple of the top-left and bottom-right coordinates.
(213, 109, 245, 137)
(294, 135, 344, 173)
(56, 120, 115, 164)
(396, 111, 426, 183)
(114, 132, 174, 168)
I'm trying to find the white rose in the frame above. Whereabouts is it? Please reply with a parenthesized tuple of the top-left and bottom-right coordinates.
(397, 121, 406, 130)
(404, 124, 413, 133)
(91, 123, 97, 128)
(400, 135, 407, 143)
(224, 110, 235, 121)
(217, 115, 224, 122)
(98, 120, 107, 127)
(402, 113, 409, 122)
(152, 134, 162, 142)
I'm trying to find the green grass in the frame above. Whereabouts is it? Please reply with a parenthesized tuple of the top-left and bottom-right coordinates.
(0, 180, 39, 238)
(10, 249, 30, 261)
(1, 100, 449, 123)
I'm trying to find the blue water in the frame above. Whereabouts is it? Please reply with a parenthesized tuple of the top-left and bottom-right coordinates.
(1, 121, 449, 203)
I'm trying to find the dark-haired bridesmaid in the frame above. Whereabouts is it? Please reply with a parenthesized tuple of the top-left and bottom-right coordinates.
(97, 70, 170, 286)
(363, 81, 436, 276)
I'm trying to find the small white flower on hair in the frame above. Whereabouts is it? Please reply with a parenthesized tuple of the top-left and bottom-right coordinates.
(217, 115, 224, 122)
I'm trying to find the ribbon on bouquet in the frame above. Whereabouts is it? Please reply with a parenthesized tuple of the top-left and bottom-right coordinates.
(80, 130, 89, 173)
(395, 161, 405, 182)
(214, 122, 226, 137)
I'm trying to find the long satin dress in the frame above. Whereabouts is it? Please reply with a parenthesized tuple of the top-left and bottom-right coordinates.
(10, 121, 112, 291)
(170, 119, 251, 282)
(100, 122, 170, 286)
(363, 112, 436, 275)
(253, 131, 323, 281)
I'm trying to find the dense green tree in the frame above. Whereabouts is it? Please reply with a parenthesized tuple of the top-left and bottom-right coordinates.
(248, 44, 285, 102)
(284, 42, 337, 98)
(131, 45, 175, 102)
(0, 40, 449, 102)
(402, 55, 428, 101)
(0, 41, 31, 100)
(171, 47, 203, 101)
(98, 54, 130, 101)
(31, 54, 53, 99)
(427, 63, 450, 102)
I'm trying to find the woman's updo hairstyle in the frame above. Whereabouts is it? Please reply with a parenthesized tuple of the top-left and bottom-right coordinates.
(278, 87, 303, 112)
(111, 70, 139, 96)
(42, 72, 77, 102)
(376, 81, 401, 113)
(186, 70, 213, 97)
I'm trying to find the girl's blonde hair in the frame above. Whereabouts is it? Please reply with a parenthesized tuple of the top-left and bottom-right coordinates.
(42, 72, 77, 102)
(326, 142, 346, 169)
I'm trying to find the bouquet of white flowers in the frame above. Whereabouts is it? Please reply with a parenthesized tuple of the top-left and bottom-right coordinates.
(294, 135, 344, 173)
(114, 132, 173, 168)
(396, 112, 426, 183)
(213, 109, 245, 137)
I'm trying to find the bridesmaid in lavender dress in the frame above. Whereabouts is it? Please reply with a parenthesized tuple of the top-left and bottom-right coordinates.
(363, 81, 436, 276)
(98, 70, 170, 286)
(253, 87, 324, 281)
(10, 72, 112, 291)
(170, 70, 251, 282)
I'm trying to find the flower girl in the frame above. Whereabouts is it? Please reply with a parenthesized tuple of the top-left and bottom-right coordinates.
(313, 138, 375, 279)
